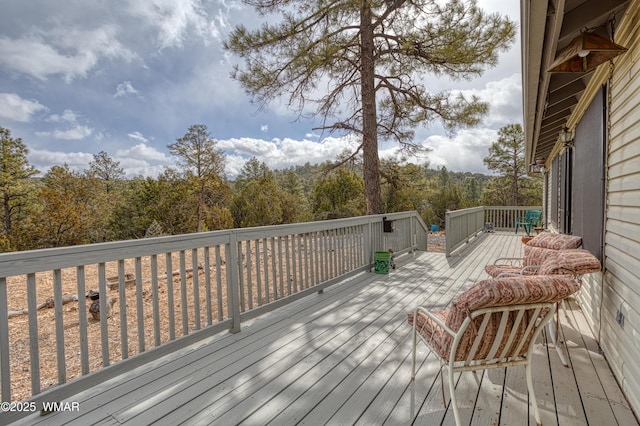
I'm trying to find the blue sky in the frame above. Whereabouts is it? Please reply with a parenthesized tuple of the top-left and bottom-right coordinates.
(0, 0, 522, 179)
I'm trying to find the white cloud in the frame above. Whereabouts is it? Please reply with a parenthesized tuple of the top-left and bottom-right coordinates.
(115, 81, 140, 98)
(0, 25, 134, 82)
(126, 0, 212, 49)
(0, 92, 47, 122)
(458, 73, 523, 126)
(53, 125, 93, 140)
(116, 143, 171, 162)
(260, 125, 268, 132)
(28, 149, 94, 173)
(421, 128, 498, 173)
(218, 135, 361, 177)
(127, 131, 149, 143)
(47, 109, 78, 123)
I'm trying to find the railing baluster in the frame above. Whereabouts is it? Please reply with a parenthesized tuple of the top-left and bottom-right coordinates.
(285, 236, 293, 295)
(53, 269, 66, 383)
(26, 273, 40, 395)
(237, 242, 245, 312)
(135, 257, 145, 353)
(270, 237, 277, 300)
(305, 234, 311, 287)
(191, 249, 201, 330)
(227, 235, 241, 333)
(255, 239, 262, 306)
(151, 254, 161, 345)
(262, 238, 270, 303)
(204, 247, 212, 326)
(179, 251, 188, 335)
(277, 236, 284, 298)
(0, 277, 11, 401)
(291, 234, 304, 293)
(215, 246, 224, 321)
(165, 253, 175, 341)
(98, 263, 109, 366)
(117, 260, 128, 360)
(245, 241, 253, 310)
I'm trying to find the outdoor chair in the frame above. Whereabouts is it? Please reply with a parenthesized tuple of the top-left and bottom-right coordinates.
(515, 210, 542, 235)
(486, 243, 601, 367)
(408, 275, 580, 426)
(485, 232, 582, 278)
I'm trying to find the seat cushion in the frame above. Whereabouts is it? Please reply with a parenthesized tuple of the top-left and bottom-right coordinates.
(526, 232, 582, 250)
(558, 249, 601, 275)
(409, 275, 580, 361)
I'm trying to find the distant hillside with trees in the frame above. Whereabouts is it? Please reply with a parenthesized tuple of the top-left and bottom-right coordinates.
(0, 124, 541, 252)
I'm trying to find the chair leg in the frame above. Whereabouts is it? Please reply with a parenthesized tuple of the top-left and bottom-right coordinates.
(411, 324, 417, 380)
(448, 367, 462, 426)
(546, 319, 569, 367)
(526, 362, 542, 426)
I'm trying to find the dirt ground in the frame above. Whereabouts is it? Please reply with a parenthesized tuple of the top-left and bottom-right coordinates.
(427, 231, 446, 253)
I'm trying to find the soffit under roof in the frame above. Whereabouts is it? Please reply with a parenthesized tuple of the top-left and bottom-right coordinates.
(522, 0, 630, 167)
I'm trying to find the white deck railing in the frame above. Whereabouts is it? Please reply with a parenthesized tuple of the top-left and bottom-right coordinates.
(0, 212, 427, 403)
(445, 206, 542, 256)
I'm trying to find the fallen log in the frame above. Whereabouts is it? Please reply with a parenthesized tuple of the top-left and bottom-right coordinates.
(8, 294, 79, 318)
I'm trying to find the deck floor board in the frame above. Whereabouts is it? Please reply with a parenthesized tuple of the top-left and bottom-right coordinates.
(8, 232, 637, 426)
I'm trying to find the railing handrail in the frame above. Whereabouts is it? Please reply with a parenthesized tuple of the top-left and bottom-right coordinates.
(445, 206, 542, 256)
(0, 211, 428, 409)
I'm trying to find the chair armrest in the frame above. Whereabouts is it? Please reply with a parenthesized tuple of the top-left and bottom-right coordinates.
(492, 257, 524, 266)
(413, 307, 456, 338)
(520, 265, 540, 274)
(496, 265, 539, 278)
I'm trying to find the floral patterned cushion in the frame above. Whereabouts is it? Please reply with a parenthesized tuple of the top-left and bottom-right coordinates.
(484, 264, 533, 278)
(558, 249, 601, 274)
(526, 232, 582, 250)
(408, 275, 580, 361)
(523, 246, 558, 266)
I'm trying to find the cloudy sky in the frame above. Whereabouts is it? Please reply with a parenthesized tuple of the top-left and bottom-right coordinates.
(0, 0, 522, 179)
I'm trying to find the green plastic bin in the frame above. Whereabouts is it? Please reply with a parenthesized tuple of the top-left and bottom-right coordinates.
(374, 251, 391, 274)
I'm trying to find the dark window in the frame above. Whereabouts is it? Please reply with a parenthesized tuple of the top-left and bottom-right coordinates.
(551, 156, 559, 229)
(559, 148, 573, 234)
(572, 86, 606, 261)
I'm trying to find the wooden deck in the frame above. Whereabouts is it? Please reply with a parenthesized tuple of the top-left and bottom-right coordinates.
(7, 233, 637, 425)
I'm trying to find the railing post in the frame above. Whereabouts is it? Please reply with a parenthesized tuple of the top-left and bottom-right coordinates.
(228, 232, 242, 333)
(445, 210, 452, 257)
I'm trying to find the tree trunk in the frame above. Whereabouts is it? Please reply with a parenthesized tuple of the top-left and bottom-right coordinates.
(360, 1, 382, 215)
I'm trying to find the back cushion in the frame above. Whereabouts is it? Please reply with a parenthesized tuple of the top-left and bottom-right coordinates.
(523, 245, 557, 266)
(527, 232, 582, 250)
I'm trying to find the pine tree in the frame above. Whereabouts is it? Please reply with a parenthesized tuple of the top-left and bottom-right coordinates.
(0, 127, 39, 250)
(225, 0, 515, 214)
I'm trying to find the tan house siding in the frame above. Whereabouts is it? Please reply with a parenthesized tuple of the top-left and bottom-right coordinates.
(576, 4, 640, 412)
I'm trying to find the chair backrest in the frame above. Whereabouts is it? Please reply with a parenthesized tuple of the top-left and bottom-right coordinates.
(525, 210, 542, 224)
(445, 275, 579, 361)
(451, 302, 555, 366)
(523, 245, 557, 266)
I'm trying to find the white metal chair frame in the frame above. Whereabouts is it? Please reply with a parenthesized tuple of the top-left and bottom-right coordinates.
(411, 302, 557, 426)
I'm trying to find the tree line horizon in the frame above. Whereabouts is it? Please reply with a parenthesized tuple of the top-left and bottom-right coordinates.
(0, 123, 540, 253)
